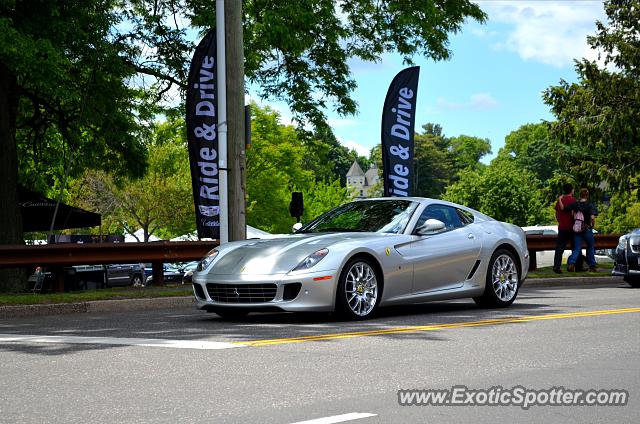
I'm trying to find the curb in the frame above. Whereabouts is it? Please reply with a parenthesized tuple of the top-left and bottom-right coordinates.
(0, 296, 193, 320)
(524, 275, 626, 289)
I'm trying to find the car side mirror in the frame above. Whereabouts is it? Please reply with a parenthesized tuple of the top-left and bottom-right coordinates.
(292, 222, 303, 233)
(416, 219, 446, 235)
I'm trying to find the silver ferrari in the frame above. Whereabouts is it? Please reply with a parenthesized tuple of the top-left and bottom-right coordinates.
(192, 197, 529, 319)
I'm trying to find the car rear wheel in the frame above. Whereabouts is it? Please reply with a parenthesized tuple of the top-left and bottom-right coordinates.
(474, 249, 520, 308)
(336, 258, 380, 320)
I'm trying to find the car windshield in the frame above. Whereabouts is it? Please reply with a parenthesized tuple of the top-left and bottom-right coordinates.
(297, 199, 419, 234)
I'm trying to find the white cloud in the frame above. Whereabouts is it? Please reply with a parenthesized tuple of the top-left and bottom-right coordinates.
(339, 138, 371, 157)
(470, 93, 499, 109)
(435, 92, 498, 111)
(477, 0, 606, 68)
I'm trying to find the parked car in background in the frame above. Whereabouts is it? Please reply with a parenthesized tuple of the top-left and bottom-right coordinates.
(180, 261, 200, 285)
(28, 263, 145, 291)
(521, 225, 614, 269)
(612, 228, 640, 287)
(192, 197, 529, 320)
(145, 263, 184, 285)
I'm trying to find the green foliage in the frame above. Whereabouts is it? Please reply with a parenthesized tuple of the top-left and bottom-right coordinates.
(596, 191, 640, 233)
(413, 123, 491, 199)
(501, 123, 559, 185)
(300, 179, 350, 224)
(443, 157, 546, 226)
(300, 125, 362, 186)
(66, 122, 194, 241)
(226, 0, 486, 128)
(414, 128, 453, 198)
(246, 105, 314, 233)
(543, 0, 640, 193)
(449, 134, 492, 171)
(245, 105, 351, 233)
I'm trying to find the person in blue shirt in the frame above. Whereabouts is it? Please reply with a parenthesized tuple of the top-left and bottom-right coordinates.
(558, 188, 598, 272)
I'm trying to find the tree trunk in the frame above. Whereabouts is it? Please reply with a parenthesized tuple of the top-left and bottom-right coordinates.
(225, 0, 247, 241)
(0, 62, 27, 291)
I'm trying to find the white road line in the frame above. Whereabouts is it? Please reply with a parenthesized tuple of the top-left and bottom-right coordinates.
(0, 334, 246, 350)
(288, 412, 377, 424)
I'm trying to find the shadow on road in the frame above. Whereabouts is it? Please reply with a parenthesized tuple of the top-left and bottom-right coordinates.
(1, 283, 633, 356)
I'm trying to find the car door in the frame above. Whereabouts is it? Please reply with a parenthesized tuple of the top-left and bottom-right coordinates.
(402, 204, 481, 294)
(106, 264, 131, 286)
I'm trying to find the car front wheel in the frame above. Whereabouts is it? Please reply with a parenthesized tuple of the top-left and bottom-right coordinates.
(474, 249, 520, 308)
(336, 258, 381, 320)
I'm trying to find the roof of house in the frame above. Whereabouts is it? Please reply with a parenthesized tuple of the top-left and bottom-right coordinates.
(346, 160, 365, 177)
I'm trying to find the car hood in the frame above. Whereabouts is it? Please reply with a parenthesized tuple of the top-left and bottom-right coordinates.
(206, 232, 389, 276)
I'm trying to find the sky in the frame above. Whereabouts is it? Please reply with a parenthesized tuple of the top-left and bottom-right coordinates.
(248, 0, 607, 163)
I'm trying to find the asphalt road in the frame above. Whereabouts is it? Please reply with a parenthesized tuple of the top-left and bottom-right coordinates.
(1, 281, 638, 424)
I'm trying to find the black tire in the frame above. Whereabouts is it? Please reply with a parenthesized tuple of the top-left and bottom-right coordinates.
(335, 257, 381, 320)
(210, 308, 250, 319)
(624, 276, 640, 288)
(474, 249, 520, 308)
(131, 274, 144, 287)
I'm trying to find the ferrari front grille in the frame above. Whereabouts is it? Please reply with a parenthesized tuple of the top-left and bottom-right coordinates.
(206, 283, 278, 303)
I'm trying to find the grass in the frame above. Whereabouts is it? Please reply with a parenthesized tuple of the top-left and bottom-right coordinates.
(0, 285, 192, 306)
(528, 262, 614, 279)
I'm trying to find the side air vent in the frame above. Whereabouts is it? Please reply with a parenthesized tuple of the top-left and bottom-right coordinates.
(467, 260, 481, 280)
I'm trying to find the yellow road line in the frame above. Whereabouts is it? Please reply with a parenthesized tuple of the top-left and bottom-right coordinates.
(237, 307, 640, 347)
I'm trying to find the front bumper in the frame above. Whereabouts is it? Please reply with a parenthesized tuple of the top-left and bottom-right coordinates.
(192, 270, 338, 312)
(612, 245, 640, 277)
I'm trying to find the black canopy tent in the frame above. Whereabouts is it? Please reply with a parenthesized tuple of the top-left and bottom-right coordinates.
(18, 186, 101, 232)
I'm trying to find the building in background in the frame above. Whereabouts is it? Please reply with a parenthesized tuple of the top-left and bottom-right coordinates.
(346, 161, 380, 198)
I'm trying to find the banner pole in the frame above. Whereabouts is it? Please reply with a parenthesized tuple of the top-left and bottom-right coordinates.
(216, 0, 229, 244)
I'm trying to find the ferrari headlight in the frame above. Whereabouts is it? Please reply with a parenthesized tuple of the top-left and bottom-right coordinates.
(617, 236, 627, 251)
(198, 249, 219, 271)
(291, 248, 329, 272)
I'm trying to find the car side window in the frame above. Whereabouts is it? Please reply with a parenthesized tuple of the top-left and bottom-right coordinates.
(415, 204, 464, 233)
(456, 208, 475, 225)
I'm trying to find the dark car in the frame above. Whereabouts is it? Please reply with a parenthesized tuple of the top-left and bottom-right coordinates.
(28, 263, 145, 292)
(612, 228, 640, 287)
(145, 263, 184, 285)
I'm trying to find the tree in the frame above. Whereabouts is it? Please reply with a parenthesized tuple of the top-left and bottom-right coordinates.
(597, 191, 640, 234)
(67, 124, 194, 241)
(300, 125, 362, 186)
(245, 105, 314, 233)
(413, 123, 491, 199)
(501, 123, 558, 185)
(414, 127, 453, 198)
(443, 157, 545, 226)
(449, 134, 491, 172)
(1, 0, 487, 289)
(300, 179, 350, 224)
(543, 0, 640, 193)
(0, 1, 189, 289)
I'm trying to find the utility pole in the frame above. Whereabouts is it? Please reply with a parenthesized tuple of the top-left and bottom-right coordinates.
(224, 0, 247, 241)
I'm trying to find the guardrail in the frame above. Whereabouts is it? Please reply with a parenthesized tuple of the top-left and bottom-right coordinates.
(0, 241, 219, 292)
(0, 234, 622, 292)
(525, 234, 620, 270)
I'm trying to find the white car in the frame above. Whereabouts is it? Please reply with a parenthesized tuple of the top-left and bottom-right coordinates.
(521, 225, 613, 268)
